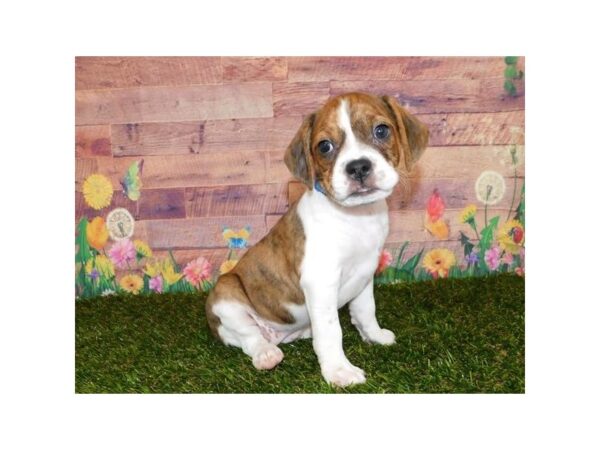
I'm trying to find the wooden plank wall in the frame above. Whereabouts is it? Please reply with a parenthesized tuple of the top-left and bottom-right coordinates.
(75, 56, 525, 268)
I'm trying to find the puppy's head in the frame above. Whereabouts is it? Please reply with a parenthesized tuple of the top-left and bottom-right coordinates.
(284, 92, 428, 207)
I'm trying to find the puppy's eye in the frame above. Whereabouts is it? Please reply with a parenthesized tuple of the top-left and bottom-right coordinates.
(374, 124, 390, 140)
(317, 140, 334, 155)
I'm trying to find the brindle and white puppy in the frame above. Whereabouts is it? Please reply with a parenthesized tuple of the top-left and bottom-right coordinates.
(206, 92, 428, 387)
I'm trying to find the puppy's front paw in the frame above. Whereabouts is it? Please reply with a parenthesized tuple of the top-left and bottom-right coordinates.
(252, 344, 284, 370)
(322, 363, 366, 387)
(368, 328, 396, 345)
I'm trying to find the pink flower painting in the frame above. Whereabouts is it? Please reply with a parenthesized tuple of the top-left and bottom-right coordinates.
(183, 257, 213, 287)
(108, 239, 136, 269)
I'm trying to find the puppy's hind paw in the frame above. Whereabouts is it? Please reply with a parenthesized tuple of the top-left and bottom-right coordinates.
(252, 344, 284, 370)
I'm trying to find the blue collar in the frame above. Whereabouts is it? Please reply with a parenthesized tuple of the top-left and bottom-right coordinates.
(314, 180, 326, 194)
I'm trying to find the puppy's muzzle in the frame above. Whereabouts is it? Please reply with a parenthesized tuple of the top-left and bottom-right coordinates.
(345, 158, 373, 183)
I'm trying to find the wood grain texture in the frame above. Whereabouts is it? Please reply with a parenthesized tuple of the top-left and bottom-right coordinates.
(288, 57, 508, 82)
(273, 82, 330, 116)
(75, 57, 222, 90)
(330, 78, 524, 113)
(202, 116, 301, 152)
(76, 188, 186, 221)
(76, 126, 111, 157)
(419, 111, 525, 146)
(82, 152, 267, 191)
(222, 57, 287, 82)
(135, 216, 267, 249)
(75, 158, 100, 191)
(185, 183, 288, 217)
(75, 82, 273, 125)
(111, 122, 205, 156)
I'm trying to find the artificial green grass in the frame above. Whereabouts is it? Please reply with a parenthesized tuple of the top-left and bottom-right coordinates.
(76, 274, 524, 393)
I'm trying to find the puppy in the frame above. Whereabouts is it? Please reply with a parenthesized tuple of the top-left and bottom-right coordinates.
(206, 92, 428, 387)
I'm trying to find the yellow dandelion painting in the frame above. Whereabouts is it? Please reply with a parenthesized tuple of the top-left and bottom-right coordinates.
(134, 239, 153, 258)
(83, 174, 113, 210)
(459, 204, 477, 224)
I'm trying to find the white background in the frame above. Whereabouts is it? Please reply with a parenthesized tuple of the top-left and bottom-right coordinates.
(0, 0, 598, 448)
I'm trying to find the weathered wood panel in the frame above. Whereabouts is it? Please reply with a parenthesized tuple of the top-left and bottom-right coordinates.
(288, 57, 508, 82)
(266, 150, 292, 184)
(136, 216, 267, 249)
(110, 117, 302, 156)
(75, 82, 273, 125)
(273, 82, 330, 116)
(75, 152, 268, 191)
(76, 188, 186, 221)
(222, 57, 287, 82)
(75, 57, 222, 90)
(185, 183, 288, 217)
(76, 125, 111, 157)
(416, 145, 524, 178)
(202, 116, 301, 152)
(75, 157, 100, 191)
(111, 122, 205, 156)
(330, 78, 524, 113)
(418, 111, 525, 146)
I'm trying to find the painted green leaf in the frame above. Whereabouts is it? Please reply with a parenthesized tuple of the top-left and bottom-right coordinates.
(515, 184, 525, 225)
(401, 249, 424, 275)
(504, 65, 518, 79)
(393, 241, 410, 277)
(459, 231, 475, 258)
(504, 80, 517, 96)
(504, 56, 518, 65)
(75, 217, 92, 264)
(479, 216, 500, 255)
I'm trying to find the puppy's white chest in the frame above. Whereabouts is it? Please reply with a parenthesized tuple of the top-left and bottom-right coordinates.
(298, 191, 388, 306)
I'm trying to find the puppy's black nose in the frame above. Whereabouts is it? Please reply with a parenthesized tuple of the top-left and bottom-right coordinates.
(345, 158, 372, 182)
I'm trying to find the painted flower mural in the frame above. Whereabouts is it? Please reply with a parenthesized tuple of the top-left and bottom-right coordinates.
(75, 144, 525, 299)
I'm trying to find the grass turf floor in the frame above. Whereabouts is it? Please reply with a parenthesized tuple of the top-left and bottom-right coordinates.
(76, 274, 524, 393)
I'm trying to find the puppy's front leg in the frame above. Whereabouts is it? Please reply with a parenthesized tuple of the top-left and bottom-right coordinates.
(302, 275, 366, 387)
(349, 280, 395, 345)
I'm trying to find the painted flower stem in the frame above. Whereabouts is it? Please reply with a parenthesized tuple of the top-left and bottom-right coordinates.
(484, 185, 492, 227)
(507, 166, 518, 221)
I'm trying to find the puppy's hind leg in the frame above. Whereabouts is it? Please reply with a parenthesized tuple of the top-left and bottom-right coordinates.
(211, 300, 284, 370)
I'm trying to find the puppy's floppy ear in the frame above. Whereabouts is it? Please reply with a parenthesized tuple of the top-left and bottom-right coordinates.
(284, 113, 315, 188)
(382, 95, 429, 171)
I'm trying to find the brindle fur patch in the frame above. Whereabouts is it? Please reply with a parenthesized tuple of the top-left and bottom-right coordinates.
(206, 202, 306, 339)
